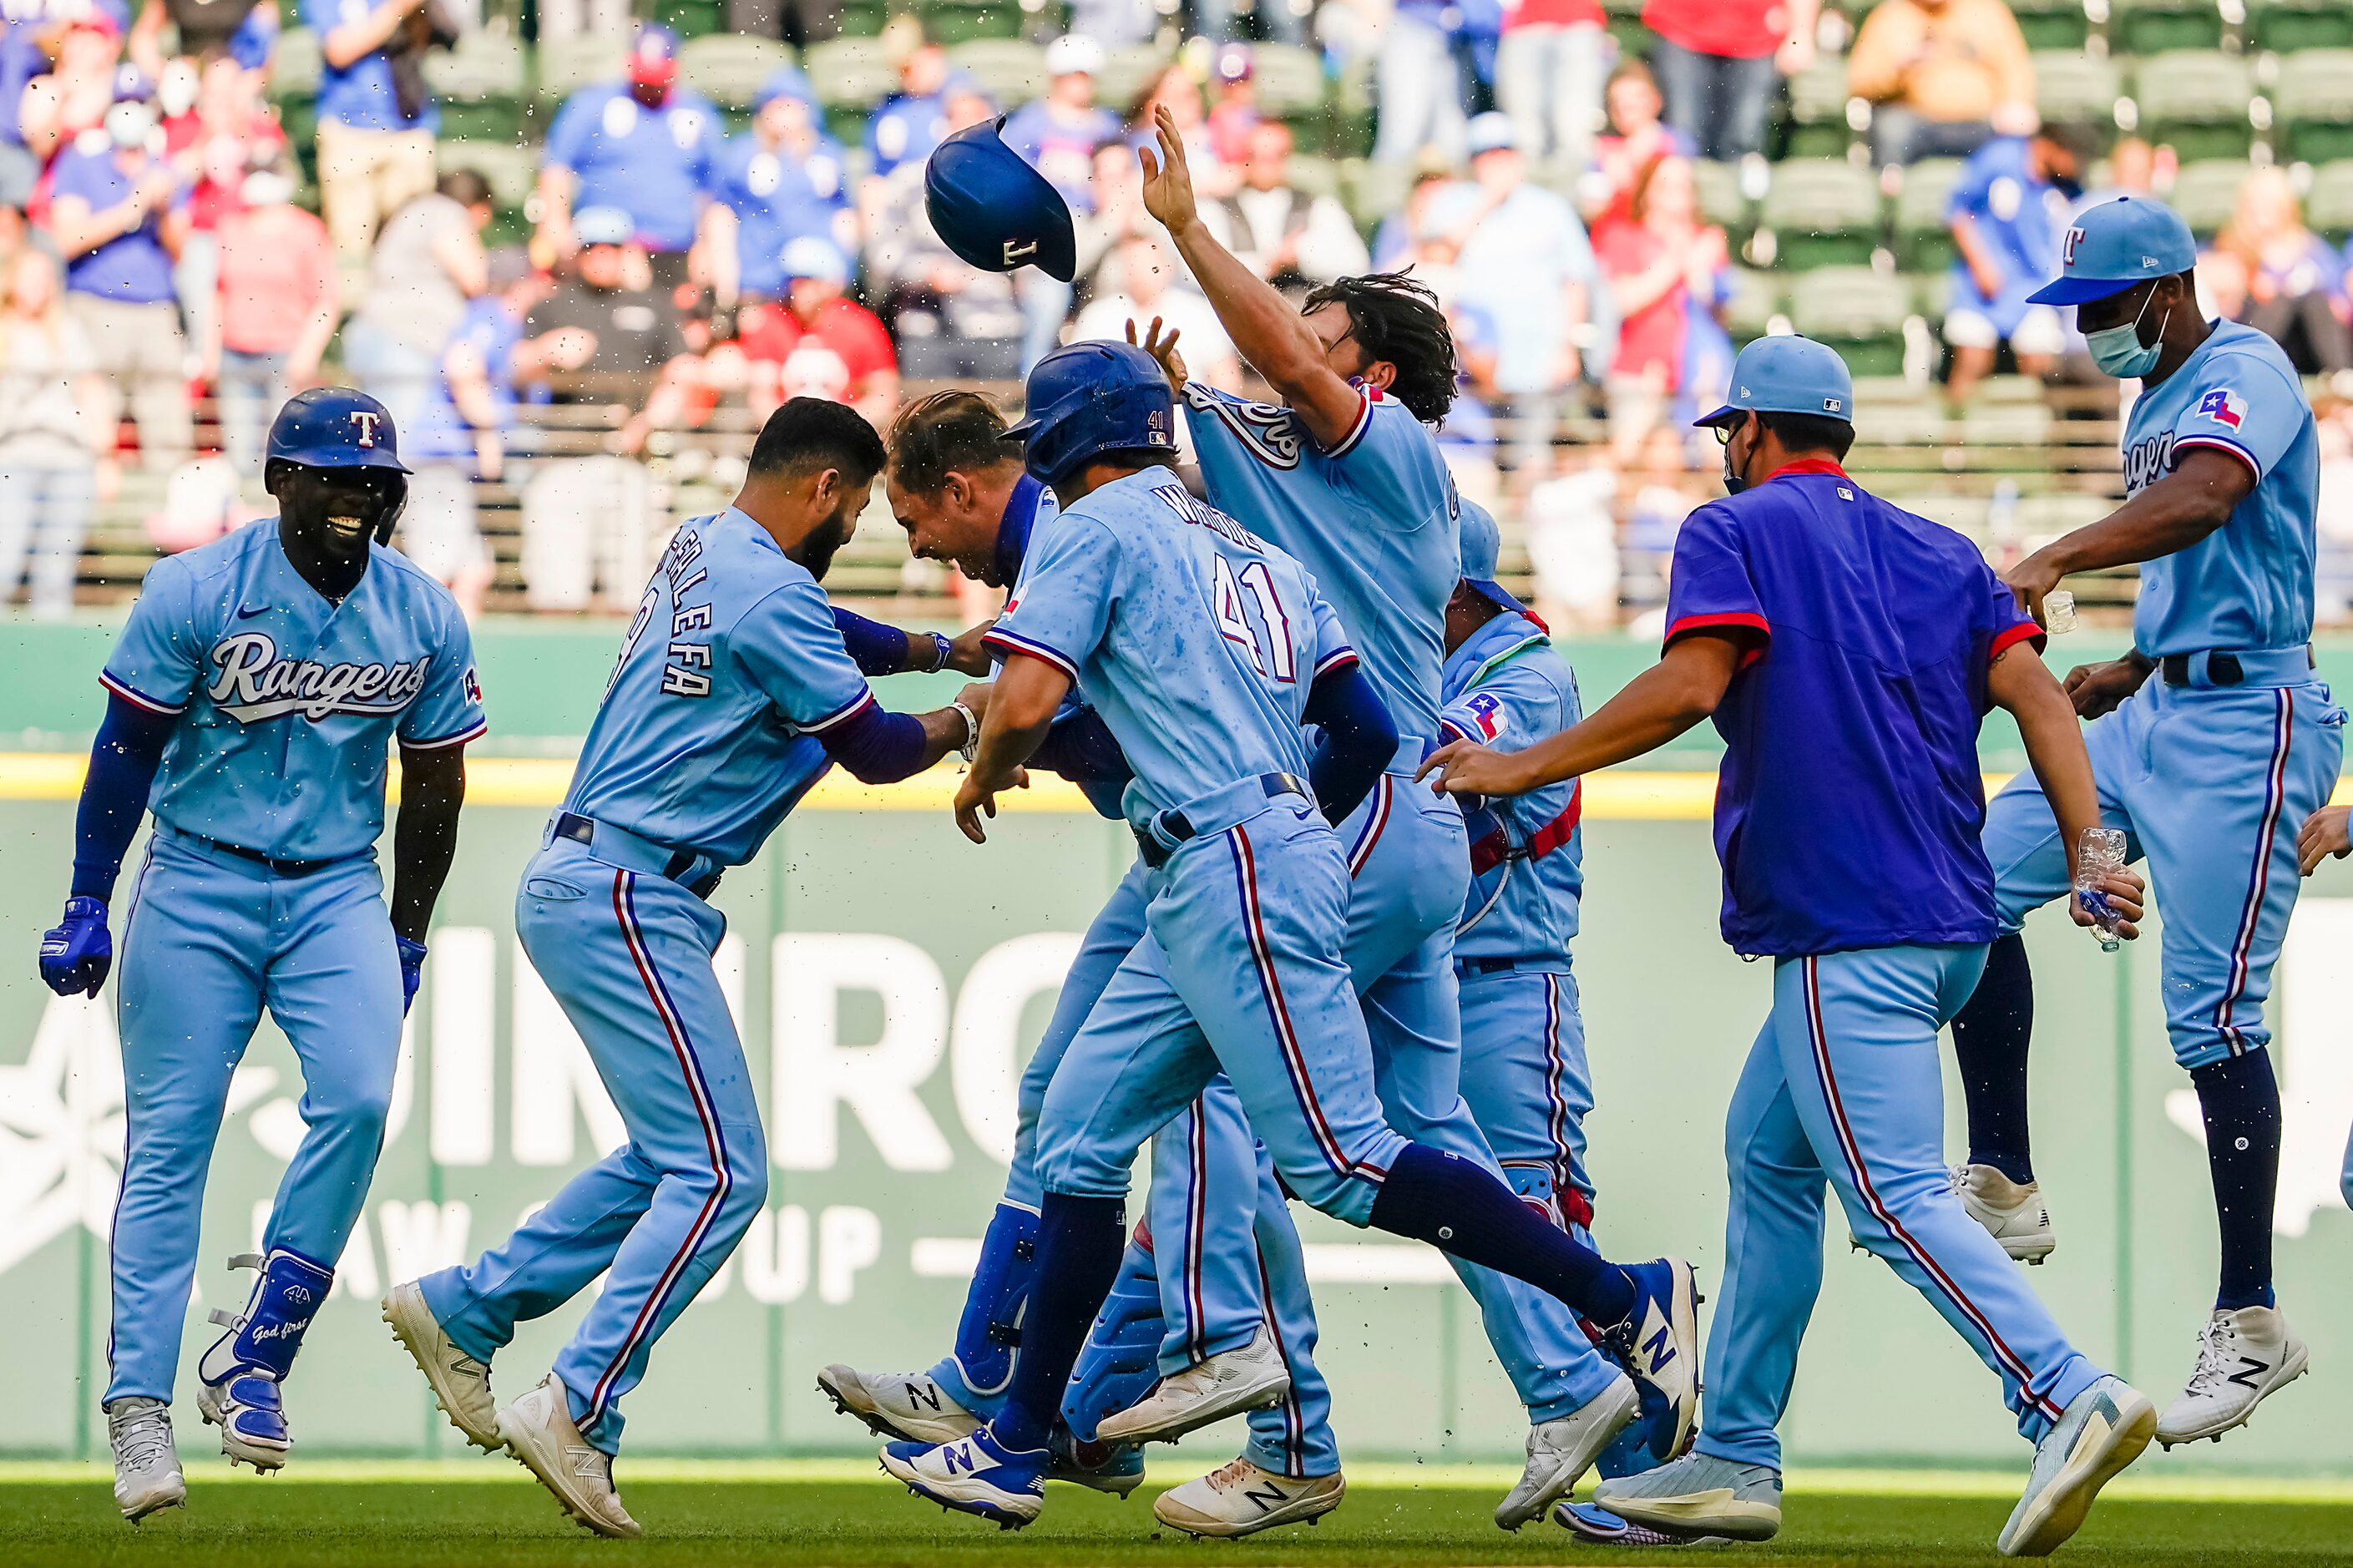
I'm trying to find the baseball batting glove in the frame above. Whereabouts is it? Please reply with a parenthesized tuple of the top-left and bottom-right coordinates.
(39, 896, 112, 999)
(397, 936, 428, 1015)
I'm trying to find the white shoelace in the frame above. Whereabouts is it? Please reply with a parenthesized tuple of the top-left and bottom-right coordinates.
(112, 1405, 173, 1472)
(2183, 1315, 2237, 1395)
(1204, 1455, 1263, 1496)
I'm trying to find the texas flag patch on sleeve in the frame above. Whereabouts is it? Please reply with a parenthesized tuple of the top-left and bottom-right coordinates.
(1462, 691, 1506, 741)
(2195, 387, 2247, 429)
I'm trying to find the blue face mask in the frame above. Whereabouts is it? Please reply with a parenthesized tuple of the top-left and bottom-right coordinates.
(2085, 284, 2167, 379)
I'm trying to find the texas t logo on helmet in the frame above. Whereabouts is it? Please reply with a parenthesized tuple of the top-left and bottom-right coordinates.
(923, 116, 1077, 283)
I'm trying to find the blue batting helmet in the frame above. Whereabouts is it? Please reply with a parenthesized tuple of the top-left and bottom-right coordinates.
(1004, 341, 1179, 485)
(266, 387, 410, 473)
(923, 116, 1076, 283)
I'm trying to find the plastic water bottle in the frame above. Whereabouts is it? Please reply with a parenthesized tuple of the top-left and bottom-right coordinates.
(2075, 827, 2128, 953)
(2043, 589, 2078, 635)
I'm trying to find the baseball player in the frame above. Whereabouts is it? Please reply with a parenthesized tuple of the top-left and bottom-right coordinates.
(878, 343, 1692, 1532)
(380, 401, 975, 1538)
(37, 390, 484, 1521)
(1424, 336, 2156, 1558)
(1952, 196, 2345, 1448)
(1128, 104, 1695, 1509)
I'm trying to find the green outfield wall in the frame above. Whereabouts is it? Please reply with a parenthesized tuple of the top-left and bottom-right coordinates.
(1, 621, 2349, 1472)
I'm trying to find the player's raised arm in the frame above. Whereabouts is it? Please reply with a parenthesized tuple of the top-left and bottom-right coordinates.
(2004, 444, 2254, 620)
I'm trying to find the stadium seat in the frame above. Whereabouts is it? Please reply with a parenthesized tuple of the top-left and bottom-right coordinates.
(2008, 0, 2093, 52)
(1284, 154, 1340, 200)
(1758, 159, 1884, 269)
(2167, 157, 2250, 237)
(438, 138, 538, 240)
(426, 30, 529, 142)
(2273, 51, 2353, 166)
(2247, 0, 2353, 54)
(537, 31, 629, 105)
(949, 40, 1047, 108)
(923, 0, 1028, 45)
(654, 0, 727, 37)
(835, 0, 893, 35)
(2016, 491, 2116, 539)
(1249, 42, 1328, 120)
(2128, 51, 2254, 160)
(1855, 387, 1946, 444)
(807, 37, 899, 140)
(1722, 269, 1783, 341)
(2106, 0, 2226, 56)
(268, 27, 321, 101)
(1602, 0, 1647, 58)
(1093, 44, 1175, 111)
(2305, 158, 2353, 241)
(2032, 52, 2121, 132)
(1962, 398, 2054, 447)
(1899, 493, 1994, 543)
(679, 34, 797, 109)
(1782, 59, 1855, 159)
(1692, 155, 1751, 236)
(1340, 157, 1416, 235)
(1788, 265, 1913, 375)
(1893, 157, 1962, 271)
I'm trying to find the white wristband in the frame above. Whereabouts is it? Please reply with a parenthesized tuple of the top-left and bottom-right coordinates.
(950, 700, 979, 762)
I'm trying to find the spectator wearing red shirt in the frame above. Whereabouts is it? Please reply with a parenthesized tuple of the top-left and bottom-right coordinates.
(1581, 58, 1693, 227)
(736, 235, 897, 431)
(208, 164, 337, 477)
(1495, 0, 1605, 168)
(1641, 0, 1817, 162)
(1594, 154, 1727, 457)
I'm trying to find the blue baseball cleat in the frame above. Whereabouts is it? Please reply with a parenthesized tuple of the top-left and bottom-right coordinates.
(1997, 1374, 2154, 1557)
(1599, 1258, 1701, 1459)
(880, 1427, 1050, 1528)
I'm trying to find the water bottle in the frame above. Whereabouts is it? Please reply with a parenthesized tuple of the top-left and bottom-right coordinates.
(2075, 827, 2128, 953)
(2043, 589, 2078, 635)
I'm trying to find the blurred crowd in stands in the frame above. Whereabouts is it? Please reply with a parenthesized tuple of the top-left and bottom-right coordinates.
(3, 0, 2353, 624)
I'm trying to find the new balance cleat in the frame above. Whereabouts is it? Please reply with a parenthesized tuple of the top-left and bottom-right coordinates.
(1955, 1165, 2057, 1264)
(196, 1369, 288, 1472)
(1495, 1373, 1638, 1530)
(2155, 1307, 2307, 1449)
(1096, 1323, 1291, 1445)
(497, 1373, 640, 1538)
(1592, 1452, 1782, 1541)
(1151, 1455, 1343, 1538)
(107, 1398, 185, 1523)
(1599, 1258, 1701, 1460)
(1555, 1500, 1722, 1546)
(879, 1427, 1047, 1528)
(382, 1281, 498, 1450)
(1049, 1428, 1145, 1496)
(1998, 1374, 2153, 1556)
(817, 1364, 981, 1444)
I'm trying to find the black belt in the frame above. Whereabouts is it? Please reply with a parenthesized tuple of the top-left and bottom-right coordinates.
(2159, 646, 2315, 687)
(197, 835, 337, 877)
(554, 812, 723, 898)
(1133, 772, 1311, 869)
(1453, 955, 1563, 979)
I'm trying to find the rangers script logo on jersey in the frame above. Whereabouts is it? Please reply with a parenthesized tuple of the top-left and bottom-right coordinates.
(205, 631, 433, 722)
(1182, 385, 1304, 469)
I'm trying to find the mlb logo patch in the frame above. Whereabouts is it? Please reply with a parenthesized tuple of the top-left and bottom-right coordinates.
(2195, 387, 2246, 429)
(1463, 691, 1506, 741)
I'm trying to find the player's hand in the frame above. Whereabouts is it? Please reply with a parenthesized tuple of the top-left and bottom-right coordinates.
(1417, 739, 1540, 799)
(2069, 864, 2144, 941)
(954, 767, 1030, 844)
(2061, 658, 2147, 721)
(1126, 316, 1188, 388)
(396, 936, 428, 1015)
(954, 680, 994, 722)
(2001, 554, 2063, 626)
(946, 620, 995, 676)
(38, 895, 111, 999)
(1137, 104, 1202, 236)
(2299, 803, 2352, 877)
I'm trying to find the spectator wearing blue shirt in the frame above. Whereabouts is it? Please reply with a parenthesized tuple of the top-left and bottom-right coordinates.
(47, 66, 190, 468)
(709, 63, 854, 305)
(1002, 35, 1121, 372)
(1945, 124, 2094, 401)
(863, 40, 949, 180)
(308, 0, 443, 260)
(539, 25, 725, 291)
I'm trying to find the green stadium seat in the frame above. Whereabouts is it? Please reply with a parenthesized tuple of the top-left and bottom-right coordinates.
(1975, 374, 2047, 402)
(1759, 158, 1884, 269)
(1782, 59, 1855, 159)
(2306, 159, 2353, 241)
(2167, 157, 2249, 237)
(1894, 157, 1962, 271)
(807, 36, 898, 105)
(834, 0, 895, 36)
(268, 27, 321, 101)
(2106, 0, 2225, 56)
(2016, 491, 2115, 539)
(1602, 0, 1647, 58)
(1692, 155, 1750, 235)
(949, 39, 1047, 106)
(438, 138, 537, 210)
(2273, 51, 2353, 166)
(2129, 50, 2253, 160)
(1789, 265, 1913, 375)
(424, 30, 528, 142)
(1094, 44, 1175, 112)
(652, 0, 728, 37)
(1900, 493, 1994, 543)
(1248, 42, 1327, 120)
(1962, 399, 2054, 446)
(1857, 388, 1947, 444)
(1723, 270, 1783, 341)
(1284, 154, 1340, 200)
(679, 34, 797, 109)
(2032, 52, 2120, 131)
(2008, 0, 2092, 52)
(1340, 157, 1416, 235)
(2248, 0, 2353, 53)
(923, 0, 1027, 46)
(537, 32, 629, 104)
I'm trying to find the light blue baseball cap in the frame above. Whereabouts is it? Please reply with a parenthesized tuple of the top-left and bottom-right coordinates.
(1458, 498, 1527, 614)
(2027, 195, 2196, 306)
(1696, 334, 1852, 428)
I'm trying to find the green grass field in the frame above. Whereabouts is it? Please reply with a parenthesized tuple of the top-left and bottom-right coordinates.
(3, 1463, 2351, 1568)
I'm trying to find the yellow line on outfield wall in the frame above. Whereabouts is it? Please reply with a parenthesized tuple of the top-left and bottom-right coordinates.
(0, 754, 2345, 819)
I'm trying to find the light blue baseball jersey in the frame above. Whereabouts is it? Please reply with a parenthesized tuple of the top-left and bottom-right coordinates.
(1438, 609, 1583, 967)
(564, 508, 877, 866)
(1180, 382, 1458, 741)
(2121, 319, 2318, 658)
(984, 468, 1354, 823)
(100, 520, 485, 863)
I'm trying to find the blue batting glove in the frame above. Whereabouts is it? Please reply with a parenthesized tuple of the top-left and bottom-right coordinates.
(39, 896, 112, 999)
(397, 935, 428, 1015)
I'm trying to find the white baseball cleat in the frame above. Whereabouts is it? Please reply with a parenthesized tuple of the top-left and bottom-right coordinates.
(1096, 1323, 1292, 1445)
(496, 1374, 640, 1538)
(2155, 1306, 2309, 1449)
(1998, 1374, 2153, 1557)
(382, 1281, 499, 1450)
(817, 1364, 982, 1444)
(1954, 1165, 2057, 1264)
(1592, 1452, 1783, 1542)
(1495, 1373, 1639, 1530)
(107, 1398, 186, 1523)
(1151, 1456, 1344, 1538)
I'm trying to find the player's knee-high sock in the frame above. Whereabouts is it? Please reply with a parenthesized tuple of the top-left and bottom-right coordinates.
(990, 1194, 1126, 1454)
(1369, 1144, 1638, 1325)
(1951, 932, 2037, 1185)
(2191, 1050, 2280, 1311)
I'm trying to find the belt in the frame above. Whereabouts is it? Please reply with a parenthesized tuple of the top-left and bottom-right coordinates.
(1134, 771, 1312, 869)
(1467, 787, 1581, 878)
(1453, 955, 1567, 979)
(188, 832, 337, 878)
(2158, 645, 2315, 689)
(552, 812, 724, 898)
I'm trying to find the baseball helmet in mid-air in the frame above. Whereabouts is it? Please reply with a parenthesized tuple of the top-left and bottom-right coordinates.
(924, 116, 1076, 283)
(267, 387, 411, 473)
(1005, 341, 1179, 485)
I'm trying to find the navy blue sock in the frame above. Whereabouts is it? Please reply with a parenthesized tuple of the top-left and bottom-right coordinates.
(2192, 1050, 2280, 1312)
(1951, 932, 2037, 1186)
(1369, 1142, 1637, 1325)
(990, 1193, 1126, 1453)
